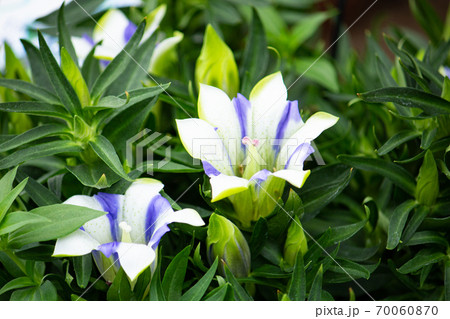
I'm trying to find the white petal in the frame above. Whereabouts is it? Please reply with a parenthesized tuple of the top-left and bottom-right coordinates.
(198, 84, 243, 169)
(210, 174, 249, 202)
(272, 169, 311, 188)
(148, 31, 184, 75)
(276, 112, 339, 169)
(93, 9, 129, 60)
(64, 195, 115, 244)
(53, 229, 100, 257)
(143, 4, 167, 41)
(176, 118, 233, 175)
(159, 208, 205, 227)
(115, 242, 156, 281)
(121, 178, 164, 244)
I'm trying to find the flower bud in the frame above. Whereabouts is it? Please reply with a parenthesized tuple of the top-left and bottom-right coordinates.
(415, 150, 439, 206)
(207, 213, 251, 278)
(283, 216, 308, 269)
(195, 25, 239, 98)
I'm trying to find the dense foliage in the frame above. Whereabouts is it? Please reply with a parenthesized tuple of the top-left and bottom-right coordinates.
(0, 0, 449, 301)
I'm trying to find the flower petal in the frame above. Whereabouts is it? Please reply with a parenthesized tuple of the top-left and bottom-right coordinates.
(104, 242, 156, 281)
(143, 4, 167, 41)
(272, 169, 311, 188)
(198, 84, 243, 168)
(276, 111, 338, 169)
(274, 100, 303, 154)
(93, 9, 129, 60)
(122, 178, 164, 244)
(176, 118, 233, 175)
(64, 195, 116, 245)
(249, 72, 288, 161)
(148, 31, 184, 76)
(284, 143, 314, 170)
(94, 193, 123, 242)
(209, 174, 249, 202)
(53, 229, 100, 257)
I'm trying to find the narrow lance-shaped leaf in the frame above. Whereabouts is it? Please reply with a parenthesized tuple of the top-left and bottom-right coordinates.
(0, 79, 61, 105)
(240, 8, 269, 97)
(415, 150, 439, 206)
(288, 251, 306, 301)
(20, 39, 54, 92)
(0, 124, 67, 152)
(397, 249, 446, 274)
(338, 155, 416, 195)
(57, 3, 78, 66)
(377, 130, 421, 156)
(161, 246, 190, 301)
(0, 178, 28, 223)
(0, 101, 70, 120)
(387, 200, 419, 250)
(89, 135, 132, 181)
(358, 87, 450, 115)
(0, 140, 82, 170)
(181, 258, 218, 301)
(38, 32, 81, 115)
(90, 20, 146, 100)
(61, 48, 90, 107)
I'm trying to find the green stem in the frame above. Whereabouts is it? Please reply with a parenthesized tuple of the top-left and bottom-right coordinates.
(4, 250, 27, 275)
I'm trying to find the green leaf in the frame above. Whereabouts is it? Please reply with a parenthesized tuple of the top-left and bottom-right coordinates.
(338, 155, 416, 195)
(0, 277, 36, 296)
(161, 245, 191, 301)
(0, 211, 50, 236)
(0, 79, 60, 104)
(308, 265, 323, 301)
(290, 12, 334, 51)
(67, 162, 121, 189)
(409, 0, 443, 44)
(181, 258, 218, 301)
(81, 43, 100, 90)
(401, 205, 430, 246)
(415, 150, 439, 206)
(397, 249, 446, 274)
(327, 218, 367, 245)
(57, 3, 78, 66)
(420, 127, 437, 150)
(249, 217, 268, 259)
(8, 204, 105, 248)
(358, 87, 450, 115)
(149, 255, 165, 301)
(15, 171, 61, 206)
(295, 58, 339, 93)
(0, 101, 70, 119)
(288, 251, 306, 301)
(89, 135, 132, 181)
(0, 124, 67, 152)
(377, 130, 421, 156)
(299, 164, 353, 220)
(0, 178, 28, 223)
(38, 31, 81, 115)
(61, 48, 90, 107)
(407, 231, 448, 247)
(10, 280, 57, 301)
(240, 8, 269, 97)
(327, 259, 370, 281)
(73, 255, 92, 289)
(445, 259, 450, 301)
(0, 140, 82, 170)
(203, 283, 230, 301)
(107, 267, 131, 301)
(387, 200, 418, 250)
(223, 262, 253, 301)
(0, 166, 18, 201)
(21, 39, 54, 92)
(90, 20, 146, 100)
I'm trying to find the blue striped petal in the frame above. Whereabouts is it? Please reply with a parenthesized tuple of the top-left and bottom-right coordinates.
(232, 93, 251, 140)
(94, 193, 123, 242)
(145, 194, 173, 248)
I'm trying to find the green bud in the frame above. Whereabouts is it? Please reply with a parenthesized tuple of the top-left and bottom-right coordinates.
(195, 25, 239, 98)
(207, 213, 251, 278)
(283, 216, 308, 269)
(415, 150, 439, 206)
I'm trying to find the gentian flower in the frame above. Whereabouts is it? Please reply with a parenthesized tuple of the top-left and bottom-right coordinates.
(176, 72, 338, 228)
(53, 178, 204, 282)
(76, 5, 183, 73)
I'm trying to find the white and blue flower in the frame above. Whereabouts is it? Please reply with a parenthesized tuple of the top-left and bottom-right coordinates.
(53, 178, 204, 282)
(75, 4, 183, 74)
(176, 72, 338, 228)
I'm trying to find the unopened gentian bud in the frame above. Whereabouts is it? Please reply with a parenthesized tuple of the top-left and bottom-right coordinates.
(206, 213, 251, 278)
(283, 216, 308, 268)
